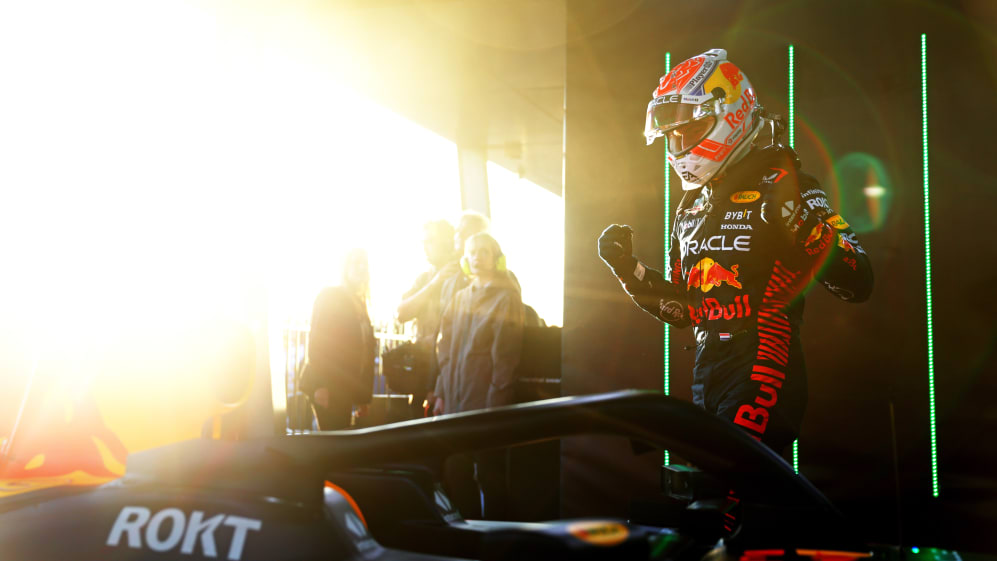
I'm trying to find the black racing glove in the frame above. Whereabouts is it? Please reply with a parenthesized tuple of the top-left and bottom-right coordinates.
(598, 224, 638, 278)
(599, 224, 690, 327)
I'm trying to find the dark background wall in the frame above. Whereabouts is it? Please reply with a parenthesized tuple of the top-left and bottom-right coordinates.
(563, 0, 997, 553)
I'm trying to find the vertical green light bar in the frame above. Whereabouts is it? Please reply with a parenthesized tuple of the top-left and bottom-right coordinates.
(788, 45, 795, 148)
(663, 51, 671, 466)
(788, 44, 800, 474)
(922, 33, 939, 498)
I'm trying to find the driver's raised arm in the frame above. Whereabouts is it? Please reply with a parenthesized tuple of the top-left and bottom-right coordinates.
(598, 224, 691, 328)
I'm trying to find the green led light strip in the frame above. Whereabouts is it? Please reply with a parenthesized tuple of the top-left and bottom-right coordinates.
(788, 44, 795, 149)
(922, 33, 938, 498)
(788, 44, 799, 475)
(663, 51, 672, 466)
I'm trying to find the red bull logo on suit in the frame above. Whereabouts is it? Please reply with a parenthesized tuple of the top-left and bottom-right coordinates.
(687, 258, 743, 293)
(687, 295, 751, 325)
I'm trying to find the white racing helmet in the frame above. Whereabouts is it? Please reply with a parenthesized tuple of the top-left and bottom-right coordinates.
(645, 49, 765, 190)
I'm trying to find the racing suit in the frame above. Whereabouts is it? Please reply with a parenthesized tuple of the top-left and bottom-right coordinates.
(606, 145, 872, 453)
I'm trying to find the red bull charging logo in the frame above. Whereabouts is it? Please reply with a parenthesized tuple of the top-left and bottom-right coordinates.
(803, 224, 825, 247)
(804, 223, 835, 256)
(704, 62, 744, 104)
(687, 258, 742, 293)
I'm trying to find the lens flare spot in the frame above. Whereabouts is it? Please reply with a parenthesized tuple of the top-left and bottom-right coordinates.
(863, 185, 886, 198)
(832, 152, 892, 233)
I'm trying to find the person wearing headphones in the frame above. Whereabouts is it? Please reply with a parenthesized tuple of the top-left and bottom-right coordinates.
(433, 231, 523, 415)
(433, 232, 524, 518)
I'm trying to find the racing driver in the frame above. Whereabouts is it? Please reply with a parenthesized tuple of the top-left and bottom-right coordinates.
(598, 49, 873, 453)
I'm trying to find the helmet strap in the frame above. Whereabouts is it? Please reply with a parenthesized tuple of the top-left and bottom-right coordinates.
(750, 108, 788, 150)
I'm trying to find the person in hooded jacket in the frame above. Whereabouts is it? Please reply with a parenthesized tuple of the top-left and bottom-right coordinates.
(433, 232, 523, 518)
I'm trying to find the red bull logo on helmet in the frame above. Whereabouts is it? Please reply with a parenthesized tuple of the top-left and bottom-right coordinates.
(722, 88, 757, 130)
(704, 62, 744, 104)
(687, 257, 743, 293)
(719, 62, 743, 87)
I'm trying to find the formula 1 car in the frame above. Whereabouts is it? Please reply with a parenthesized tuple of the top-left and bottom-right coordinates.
(0, 391, 969, 560)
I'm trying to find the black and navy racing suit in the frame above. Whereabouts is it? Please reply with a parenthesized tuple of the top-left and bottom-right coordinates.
(612, 145, 872, 453)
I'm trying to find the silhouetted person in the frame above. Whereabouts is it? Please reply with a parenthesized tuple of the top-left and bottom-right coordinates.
(300, 248, 375, 430)
(397, 220, 460, 407)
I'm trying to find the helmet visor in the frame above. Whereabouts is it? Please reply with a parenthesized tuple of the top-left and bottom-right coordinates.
(650, 102, 705, 129)
(644, 99, 716, 152)
(665, 116, 717, 156)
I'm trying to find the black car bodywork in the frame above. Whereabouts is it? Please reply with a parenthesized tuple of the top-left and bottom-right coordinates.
(0, 391, 957, 560)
